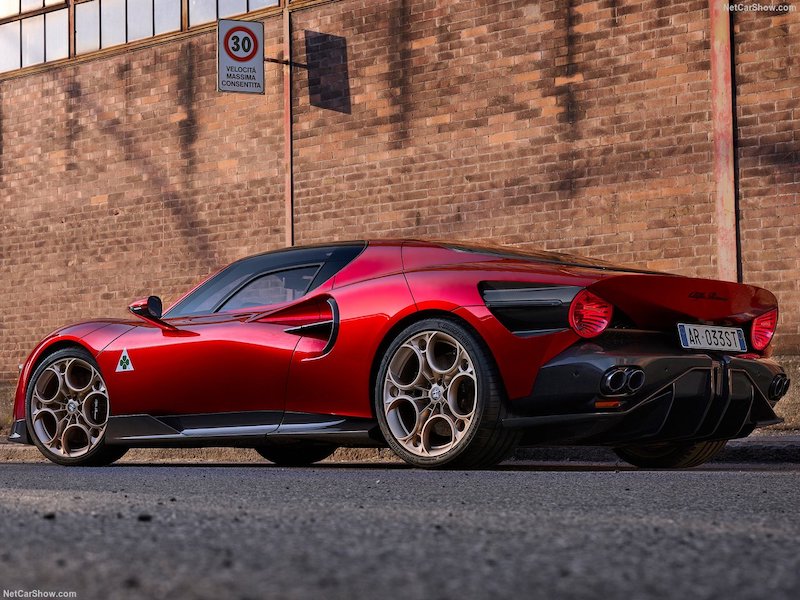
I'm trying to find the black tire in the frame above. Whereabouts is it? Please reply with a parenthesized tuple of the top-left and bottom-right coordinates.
(256, 444, 337, 466)
(613, 440, 728, 469)
(374, 317, 520, 469)
(26, 347, 128, 467)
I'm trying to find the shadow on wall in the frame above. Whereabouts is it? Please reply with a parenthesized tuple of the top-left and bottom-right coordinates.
(304, 31, 351, 114)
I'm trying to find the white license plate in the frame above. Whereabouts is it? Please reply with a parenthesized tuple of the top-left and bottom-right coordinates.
(678, 323, 747, 352)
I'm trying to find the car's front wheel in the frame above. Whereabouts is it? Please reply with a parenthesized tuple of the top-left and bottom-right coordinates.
(613, 440, 727, 469)
(375, 318, 520, 469)
(26, 348, 128, 466)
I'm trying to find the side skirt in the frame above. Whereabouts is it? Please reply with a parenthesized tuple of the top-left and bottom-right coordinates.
(105, 411, 384, 448)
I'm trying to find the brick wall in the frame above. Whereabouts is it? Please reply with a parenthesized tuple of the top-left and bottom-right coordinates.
(0, 19, 286, 385)
(0, 0, 797, 419)
(291, 0, 717, 278)
(734, 8, 800, 357)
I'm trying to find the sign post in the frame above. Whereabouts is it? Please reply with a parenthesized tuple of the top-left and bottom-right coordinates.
(217, 19, 265, 94)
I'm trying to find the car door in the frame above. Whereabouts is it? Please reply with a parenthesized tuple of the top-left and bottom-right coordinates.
(99, 263, 324, 423)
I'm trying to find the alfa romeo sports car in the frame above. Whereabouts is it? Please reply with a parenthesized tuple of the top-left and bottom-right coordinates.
(10, 240, 790, 469)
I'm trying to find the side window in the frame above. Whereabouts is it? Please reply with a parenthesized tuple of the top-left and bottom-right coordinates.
(166, 243, 365, 318)
(218, 266, 319, 312)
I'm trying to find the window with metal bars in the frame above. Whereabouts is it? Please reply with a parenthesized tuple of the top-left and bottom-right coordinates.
(0, 0, 279, 74)
(0, 1, 68, 72)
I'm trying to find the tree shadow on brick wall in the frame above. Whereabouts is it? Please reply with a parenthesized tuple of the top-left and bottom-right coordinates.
(62, 49, 216, 271)
(304, 31, 351, 114)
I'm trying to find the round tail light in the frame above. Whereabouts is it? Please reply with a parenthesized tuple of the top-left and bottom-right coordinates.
(569, 289, 614, 338)
(751, 308, 778, 351)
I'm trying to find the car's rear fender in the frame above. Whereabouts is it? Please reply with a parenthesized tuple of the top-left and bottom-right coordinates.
(283, 273, 418, 419)
(403, 267, 590, 402)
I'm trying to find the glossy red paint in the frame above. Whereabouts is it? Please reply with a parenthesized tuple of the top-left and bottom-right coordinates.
(401, 261, 592, 400)
(588, 274, 776, 327)
(331, 242, 404, 288)
(451, 305, 580, 400)
(13, 240, 782, 430)
(285, 274, 417, 418)
(13, 321, 135, 420)
(95, 317, 295, 417)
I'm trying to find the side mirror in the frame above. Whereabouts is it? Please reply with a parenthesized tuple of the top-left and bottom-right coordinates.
(129, 296, 163, 319)
(128, 296, 177, 331)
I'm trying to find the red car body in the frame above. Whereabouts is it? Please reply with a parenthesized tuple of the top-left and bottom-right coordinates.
(10, 240, 789, 463)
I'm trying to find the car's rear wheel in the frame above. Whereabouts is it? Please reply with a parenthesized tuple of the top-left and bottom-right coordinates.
(613, 440, 727, 469)
(375, 318, 520, 469)
(26, 348, 128, 466)
(256, 444, 337, 466)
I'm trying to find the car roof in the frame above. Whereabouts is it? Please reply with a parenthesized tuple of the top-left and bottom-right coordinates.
(232, 239, 658, 275)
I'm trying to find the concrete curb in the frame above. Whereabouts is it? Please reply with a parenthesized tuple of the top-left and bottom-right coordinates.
(2, 433, 798, 464)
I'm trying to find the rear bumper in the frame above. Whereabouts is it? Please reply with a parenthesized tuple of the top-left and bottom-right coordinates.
(505, 337, 787, 446)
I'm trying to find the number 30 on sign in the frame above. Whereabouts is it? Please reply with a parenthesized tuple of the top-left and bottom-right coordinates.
(217, 19, 265, 95)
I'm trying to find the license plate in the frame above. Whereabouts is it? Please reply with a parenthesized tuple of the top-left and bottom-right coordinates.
(678, 323, 747, 352)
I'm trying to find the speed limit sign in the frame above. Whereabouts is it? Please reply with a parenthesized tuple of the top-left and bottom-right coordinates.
(217, 19, 264, 94)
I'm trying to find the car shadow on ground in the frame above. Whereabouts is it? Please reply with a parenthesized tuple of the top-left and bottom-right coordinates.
(99, 461, 800, 472)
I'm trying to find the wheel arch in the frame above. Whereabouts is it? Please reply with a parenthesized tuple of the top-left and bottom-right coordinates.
(15, 340, 95, 422)
(368, 309, 509, 418)
(28, 340, 96, 382)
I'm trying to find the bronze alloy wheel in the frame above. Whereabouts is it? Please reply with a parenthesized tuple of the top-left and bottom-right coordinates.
(26, 348, 127, 466)
(375, 318, 520, 469)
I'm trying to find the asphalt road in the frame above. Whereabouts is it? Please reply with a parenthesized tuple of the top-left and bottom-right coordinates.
(0, 461, 798, 600)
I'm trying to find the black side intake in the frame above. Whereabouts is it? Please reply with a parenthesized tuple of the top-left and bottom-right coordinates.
(480, 282, 581, 335)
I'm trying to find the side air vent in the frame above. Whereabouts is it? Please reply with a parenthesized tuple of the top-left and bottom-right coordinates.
(480, 282, 582, 335)
(283, 298, 339, 355)
(258, 296, 340, 355)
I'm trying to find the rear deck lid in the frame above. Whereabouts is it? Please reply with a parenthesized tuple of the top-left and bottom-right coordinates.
(588, 274, 777, 329)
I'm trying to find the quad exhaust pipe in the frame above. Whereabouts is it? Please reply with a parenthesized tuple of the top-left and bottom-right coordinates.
(769, 374, 791, 401)
(601, 367, 646, 396)
(601, 368, 789, 402)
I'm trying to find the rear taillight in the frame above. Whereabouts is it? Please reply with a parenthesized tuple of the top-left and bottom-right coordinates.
(751, 308, 778, 351)
(569, 290, 613, 338)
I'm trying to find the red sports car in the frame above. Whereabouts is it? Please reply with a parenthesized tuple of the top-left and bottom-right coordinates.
(10, 240, 790, 469)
